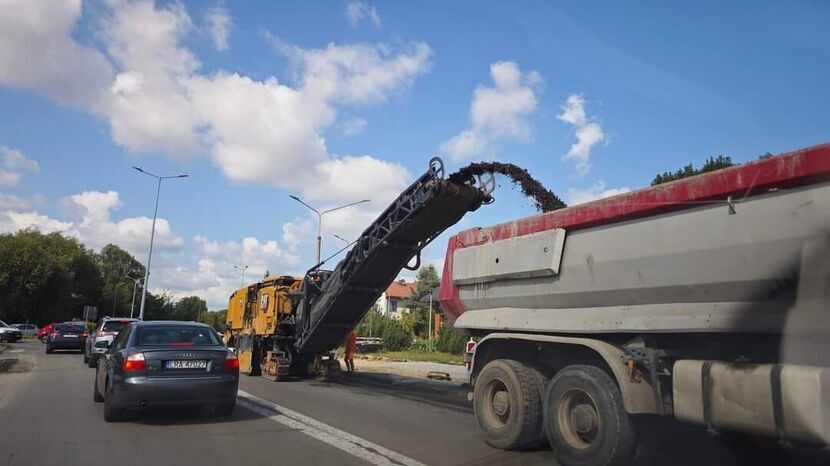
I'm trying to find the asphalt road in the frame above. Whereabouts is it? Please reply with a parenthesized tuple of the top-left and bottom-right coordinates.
(1, 340, 827, 466)
(0, 340, 551, 466)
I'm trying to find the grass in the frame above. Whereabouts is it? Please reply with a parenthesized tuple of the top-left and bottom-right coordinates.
(364, 350, 464, 365)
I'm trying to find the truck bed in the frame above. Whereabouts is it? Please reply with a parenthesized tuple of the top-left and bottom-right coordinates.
(440, 143, 830, 335)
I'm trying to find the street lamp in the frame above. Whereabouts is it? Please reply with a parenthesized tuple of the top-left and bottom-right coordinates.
(234, 265, 249, 288)
(333, 234, 350, 244)
(289, 195, 370, 264)
(133, 166, 188, 320)
(127, 276, 143, 319)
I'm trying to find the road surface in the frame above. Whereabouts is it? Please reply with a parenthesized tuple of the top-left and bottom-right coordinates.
(1, 340, 826, 466)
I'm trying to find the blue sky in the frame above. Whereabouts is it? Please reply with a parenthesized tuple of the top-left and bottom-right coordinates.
(0, 0, 827, 309)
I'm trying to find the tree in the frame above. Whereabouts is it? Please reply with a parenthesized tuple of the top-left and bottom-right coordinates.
(403, 265, 441, 338)
(96, 244, 145, 318)
(651, 155, 734, 186)
(142, 290, 176, 320)
(174, 296, 207, 321)
(436, 324, 466, 354)
(200, 309, 228, 332)
(0, 229, 101, 325)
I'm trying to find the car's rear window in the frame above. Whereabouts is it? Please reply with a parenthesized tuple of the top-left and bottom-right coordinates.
(136, 326, 221, 346)
(101, 320, 131, 332)
(55, 323, 86, 332)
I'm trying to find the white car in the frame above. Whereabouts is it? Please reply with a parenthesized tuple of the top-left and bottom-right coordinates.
(84, 317, 138, 367)
(0, 319, 23, 342)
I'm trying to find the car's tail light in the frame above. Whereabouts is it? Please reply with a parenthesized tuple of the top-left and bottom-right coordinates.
(124, 353, 146, 372)
(80, 331, 88, 338)
(224, 352, 239, 370)
(50, 332, 60, 338)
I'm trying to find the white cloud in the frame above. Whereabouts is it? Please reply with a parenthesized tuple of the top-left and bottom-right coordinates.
(567, 181, 630, 205)
(342, 116, 368, 136)
(185, 234, 302, 307)
(441, 61, 542, 162)
(345, 1, 381, 28)
(64, 190, 183, 254)
(0, 210, 72, 234)
(557, 94, 605, 176)
(0, 194, 30, 210)
(0, 146, 39, 187)
(0, 0, 113, 105)
(282, 218, 314, 250)
(0, 1, 430, 209)
(205, 6, 231, 52)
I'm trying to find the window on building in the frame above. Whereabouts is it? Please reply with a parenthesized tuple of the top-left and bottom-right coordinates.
(389, 299, 398, 313)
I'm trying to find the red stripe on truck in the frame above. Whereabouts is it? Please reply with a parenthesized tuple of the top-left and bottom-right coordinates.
(438, 142, 830, 321)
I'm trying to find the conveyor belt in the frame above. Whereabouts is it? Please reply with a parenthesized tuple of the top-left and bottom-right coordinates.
(293, 158, 487, 356)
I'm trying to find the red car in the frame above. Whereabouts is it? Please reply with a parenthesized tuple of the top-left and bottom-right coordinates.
(38, 323, 56, 343)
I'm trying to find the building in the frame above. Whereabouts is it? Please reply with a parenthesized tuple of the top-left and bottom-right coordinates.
(375, 279, 416, 318)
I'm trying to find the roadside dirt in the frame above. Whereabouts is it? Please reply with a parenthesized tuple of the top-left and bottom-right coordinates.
(450, 162, 567, 212)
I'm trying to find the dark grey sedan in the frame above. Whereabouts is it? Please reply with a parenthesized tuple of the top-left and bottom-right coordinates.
(46, 322, 88, 353)
(93, 321, 239, 422)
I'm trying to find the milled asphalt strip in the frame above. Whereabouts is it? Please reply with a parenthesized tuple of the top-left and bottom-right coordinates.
(237, 390, 426, 466)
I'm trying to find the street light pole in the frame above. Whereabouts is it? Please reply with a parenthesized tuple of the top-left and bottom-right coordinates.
(234, 265, 249, 288)
(129, 277, 142, 319)
(289, 196, 369, 264)
(333, 234, 350, 244)
(133, 167, 188, 321)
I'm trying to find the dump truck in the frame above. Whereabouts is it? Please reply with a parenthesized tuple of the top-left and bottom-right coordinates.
(438, 143, 830, 465)
(224, 158, 490, 379)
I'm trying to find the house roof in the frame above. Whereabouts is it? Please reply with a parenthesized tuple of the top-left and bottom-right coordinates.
(385, 280, 416, 299)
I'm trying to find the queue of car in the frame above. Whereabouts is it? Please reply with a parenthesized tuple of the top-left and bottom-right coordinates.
(2, 316, 238, 423)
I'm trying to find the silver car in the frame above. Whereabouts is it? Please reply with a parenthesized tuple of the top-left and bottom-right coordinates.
(85, 318, 138, 368)
(12, 323, 39, 338)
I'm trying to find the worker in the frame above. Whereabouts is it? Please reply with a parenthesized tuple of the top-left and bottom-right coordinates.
(344, 329, 357, 373)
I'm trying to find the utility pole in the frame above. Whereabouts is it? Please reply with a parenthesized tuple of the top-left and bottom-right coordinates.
(289, 196, 369, 264)
(133, 167, 188, 320)
(234, 265, 249, 288)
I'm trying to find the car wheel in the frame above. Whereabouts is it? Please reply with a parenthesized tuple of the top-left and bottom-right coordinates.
(103, 380, 123, 422)
(215, 400, 236, 417)
(93, 374, 104, 403)
(39, 336, 47, 344)
(88, 354, 97, 368)
(545, 365, 636, 466)
(473, 359, 546, 450)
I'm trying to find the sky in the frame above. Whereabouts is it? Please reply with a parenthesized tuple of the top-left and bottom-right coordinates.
(0, 0, 828, 309)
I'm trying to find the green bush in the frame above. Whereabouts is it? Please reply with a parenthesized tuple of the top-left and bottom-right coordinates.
(411, 339, 436, 353)
(436, 324, 467, 354)
(382, 319, 411, 351)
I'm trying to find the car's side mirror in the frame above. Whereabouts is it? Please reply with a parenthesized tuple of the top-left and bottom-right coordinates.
(94, 341, 111, 349)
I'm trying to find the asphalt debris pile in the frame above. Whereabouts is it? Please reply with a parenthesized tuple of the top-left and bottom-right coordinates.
(449, 162, 567, 212)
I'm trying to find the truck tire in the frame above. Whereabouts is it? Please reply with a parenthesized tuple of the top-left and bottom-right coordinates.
(473, 359, 545, 450)
(545, 365, 636, 466)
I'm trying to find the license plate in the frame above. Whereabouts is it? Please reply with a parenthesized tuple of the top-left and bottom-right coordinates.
(166, 360, 207, 369)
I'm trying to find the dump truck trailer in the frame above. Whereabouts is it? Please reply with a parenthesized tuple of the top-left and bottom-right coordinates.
(438, 143, 830, 465)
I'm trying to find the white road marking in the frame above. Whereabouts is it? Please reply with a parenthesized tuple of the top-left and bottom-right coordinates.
(237, 390, 425, 466)
(8, 349, 24, 353)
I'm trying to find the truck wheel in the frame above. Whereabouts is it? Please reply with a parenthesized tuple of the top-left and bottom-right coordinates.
(473, 359, 545, 450)
(545, 365, 635, 466)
